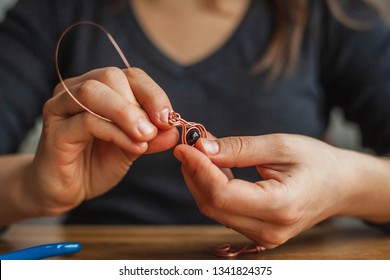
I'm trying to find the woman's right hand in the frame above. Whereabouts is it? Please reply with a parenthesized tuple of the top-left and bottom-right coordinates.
(20, 67, 179, 218)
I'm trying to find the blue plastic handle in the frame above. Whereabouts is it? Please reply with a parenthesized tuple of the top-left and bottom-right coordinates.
(0, 242, 82, 260)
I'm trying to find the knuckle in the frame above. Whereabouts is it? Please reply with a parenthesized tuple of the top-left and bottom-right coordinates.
(78, 80, 101, 101)
(224, 136, 245, 164)
(208, 191, 228, 210)
(271, 133, 297, 160)
(41, 118, 55, 139)
(99, 67, 125, 83)
(80, 111, 98, 129)
(42, 98, 54, 118)
(41, 206, 67, 218)
(53, 83, 64, 96)
(269, 193, 302, 225)
(225, 136, 257, 167)
(42, 100, 57, 133)
(133, 68, 164, 97)
(197, 204, 217, 221)
(196, 190, 227, 221)
(129, 67, 168, 110)
(132, 67, 163, 93)
(272, 134, 291, 151)
(197, 203, 211, 218)
(274, 207, 301, 225)
(261, 230, 290, 246)
(40, 190, 79, 217)
(146, 83, 164, 100)
(113, 102, 132, 120)
(131, 67, 146, 77)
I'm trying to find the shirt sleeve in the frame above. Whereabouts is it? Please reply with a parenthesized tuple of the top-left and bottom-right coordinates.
(0, 227, 7, 235)
(320, 0, 390, 155)
(0, 0, 60, 154)
(320, 0, 390, 231)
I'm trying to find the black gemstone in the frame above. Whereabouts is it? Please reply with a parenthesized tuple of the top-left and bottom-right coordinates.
(186, 128, 200, 146)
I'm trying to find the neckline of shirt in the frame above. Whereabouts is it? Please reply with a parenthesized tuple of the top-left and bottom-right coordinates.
(119, 0, 256, 76)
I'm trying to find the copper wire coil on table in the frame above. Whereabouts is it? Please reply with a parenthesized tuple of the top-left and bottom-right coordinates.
(212, 243, 266, 257)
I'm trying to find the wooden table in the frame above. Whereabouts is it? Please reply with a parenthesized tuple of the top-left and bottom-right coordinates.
(1, 218, 390, 259)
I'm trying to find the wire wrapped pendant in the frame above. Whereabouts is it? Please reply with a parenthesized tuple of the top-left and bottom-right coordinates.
(168, 111, 207, 146)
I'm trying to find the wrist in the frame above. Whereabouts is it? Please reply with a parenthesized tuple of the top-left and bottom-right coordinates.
(12, 155, 42, 219)
(0, 154, 38, 226)
(337, 149, 390, 223)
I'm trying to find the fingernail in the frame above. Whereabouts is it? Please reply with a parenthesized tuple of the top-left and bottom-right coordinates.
(136, 141, 148, 149)
(201, 139, 219, 155)
(159, 108, 170, 124)
(174, 149, 184, 162)
(137, 119, 155, 136)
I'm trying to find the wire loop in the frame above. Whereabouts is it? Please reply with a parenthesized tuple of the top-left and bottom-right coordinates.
(55, 21, 132, 122)
(168, 111, 207, 145)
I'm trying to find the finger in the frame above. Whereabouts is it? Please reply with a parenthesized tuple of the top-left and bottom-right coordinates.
(48, 112, 148, 156)
(145, 127, 179, 154)
(126, 68, 173, 129)
(95, 67, 137, 104)
(221, 167, 234, 180)
(55, 67, 137, 104)
(230, 216, 297, 249)
(197, 132, 233, 180)
(195, 134, 298, 168)
(196, 204, 278, 249)
(177, 143, 299, 248)
(174, 144, 229, 199)
(233, 227, 280, 249)
(255, 165, 292, 180)
(174, 144, 281, 220)
(45, 81, 157, 142)
(179, 163, 281, 249)
(197, 133, 294, 180)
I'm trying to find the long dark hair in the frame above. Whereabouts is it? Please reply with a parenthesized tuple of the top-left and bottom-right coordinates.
(256, 0, 376, 81)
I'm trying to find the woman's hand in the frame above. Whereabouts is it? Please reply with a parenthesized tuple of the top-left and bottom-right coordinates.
(19, 67, 179, 218)
(174, 134, 390, 249)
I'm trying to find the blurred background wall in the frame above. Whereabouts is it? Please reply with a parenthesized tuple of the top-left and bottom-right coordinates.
(0, 0, 389, 223)
(0, 0, 16, 21)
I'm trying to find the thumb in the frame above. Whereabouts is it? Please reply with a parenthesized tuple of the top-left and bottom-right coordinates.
(195, 134, 293, 168)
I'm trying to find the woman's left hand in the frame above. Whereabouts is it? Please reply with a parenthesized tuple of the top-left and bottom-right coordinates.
(173, 134, 390, 249)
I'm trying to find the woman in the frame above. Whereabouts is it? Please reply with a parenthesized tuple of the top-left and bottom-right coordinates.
(1, 0, 390, 249)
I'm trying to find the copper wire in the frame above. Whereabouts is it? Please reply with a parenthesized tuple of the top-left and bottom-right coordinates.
(55, 21, 132, 123)
(212, 243, 265, 257)
(55, 21, 208, 146)
(168, 111, 207, 145)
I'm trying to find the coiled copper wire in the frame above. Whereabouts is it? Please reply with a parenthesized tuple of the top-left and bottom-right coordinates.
(168, 111, 207, 146)
(213, 243, 265, 257)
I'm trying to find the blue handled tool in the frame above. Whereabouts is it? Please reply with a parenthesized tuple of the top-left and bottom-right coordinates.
(0, 242, 82, 260)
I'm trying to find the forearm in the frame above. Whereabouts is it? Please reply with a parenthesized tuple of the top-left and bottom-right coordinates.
(0, 154, 37, 226)
(339, 149, 390, 223)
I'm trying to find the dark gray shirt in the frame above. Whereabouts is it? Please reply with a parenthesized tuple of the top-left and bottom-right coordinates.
(1, 0, 390, 225)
